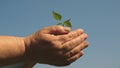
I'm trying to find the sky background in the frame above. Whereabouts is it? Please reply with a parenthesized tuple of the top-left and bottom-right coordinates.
(0, 0, 120, 68)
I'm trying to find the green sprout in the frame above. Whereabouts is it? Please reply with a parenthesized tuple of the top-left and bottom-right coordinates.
(52, 11, 72, 28)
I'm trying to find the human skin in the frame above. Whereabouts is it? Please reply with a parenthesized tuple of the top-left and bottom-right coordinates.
(0, 26, 88, 68)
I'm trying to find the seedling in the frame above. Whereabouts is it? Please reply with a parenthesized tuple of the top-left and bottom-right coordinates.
(52, 11, 72, 28)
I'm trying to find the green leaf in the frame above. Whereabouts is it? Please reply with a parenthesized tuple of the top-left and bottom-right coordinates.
(52, 11, 62, 21)
(63, 19, 72, 28)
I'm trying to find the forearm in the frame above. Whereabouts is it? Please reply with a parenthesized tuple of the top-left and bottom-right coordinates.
(0, 36, 27, 66)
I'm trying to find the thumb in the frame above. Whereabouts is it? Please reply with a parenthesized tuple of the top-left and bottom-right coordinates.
(42, 26, 71, 35)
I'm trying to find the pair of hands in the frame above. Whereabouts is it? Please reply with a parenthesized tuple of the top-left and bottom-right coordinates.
(24, 26, 88, 66)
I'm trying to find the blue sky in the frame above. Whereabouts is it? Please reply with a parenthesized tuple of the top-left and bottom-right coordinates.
(0, 0, 120, 68)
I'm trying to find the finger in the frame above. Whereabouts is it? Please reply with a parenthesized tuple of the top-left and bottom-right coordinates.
(62, 33, 88, 52)
(80, 41, 89, 50)
(58, 29, 84, 43)
(72, 41, 89, 52)
(66, 51, 84, 64)
(40, 25, 71, 35)
(64, 41, 89, 58)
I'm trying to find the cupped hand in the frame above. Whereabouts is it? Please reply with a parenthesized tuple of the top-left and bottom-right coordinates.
(24, 26, 88, 66)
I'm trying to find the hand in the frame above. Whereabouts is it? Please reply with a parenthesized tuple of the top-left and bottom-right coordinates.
(24, 26, 88, 66)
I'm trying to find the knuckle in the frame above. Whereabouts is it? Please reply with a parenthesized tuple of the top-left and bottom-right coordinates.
(54, 41, 63, 49)
(80, 36, 84, 41)
(68, 32, 74, 38)
(62, 41, 77, 51)
(62, 45, 69, 51)
(59, 36, 67, 42)
(69, 41, 75, 45)
(64, 52, 71, 58)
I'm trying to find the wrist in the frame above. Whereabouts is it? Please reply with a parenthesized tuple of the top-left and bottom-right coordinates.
(16, 37, 29, 63)
(23, 35, 37, 65)
(23, 36, 31, 60)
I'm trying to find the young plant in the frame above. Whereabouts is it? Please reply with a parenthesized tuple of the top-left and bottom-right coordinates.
(52, 11, 72, 28)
